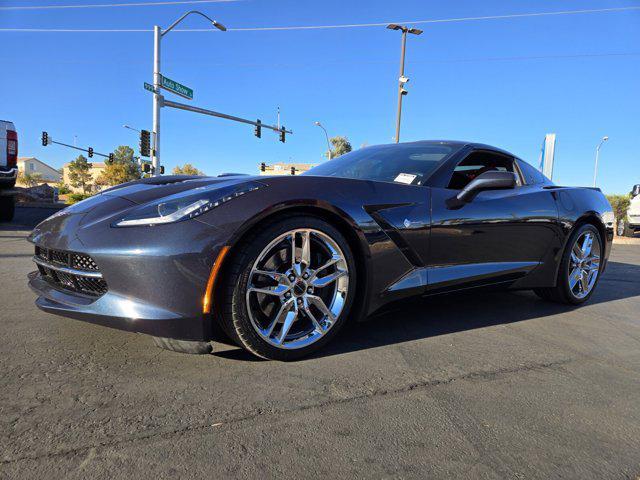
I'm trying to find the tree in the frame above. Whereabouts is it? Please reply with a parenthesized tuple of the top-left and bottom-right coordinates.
(67, 155, 93, 194)
(17, 171, 43, 188)
(173, 163, 205, 176)
(326, 136, 352, 159)
(96, 145, 141, 187)
(606, 194, 631, 232)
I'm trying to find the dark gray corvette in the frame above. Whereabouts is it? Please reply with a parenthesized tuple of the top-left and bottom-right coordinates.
(28, 141, 614, 360)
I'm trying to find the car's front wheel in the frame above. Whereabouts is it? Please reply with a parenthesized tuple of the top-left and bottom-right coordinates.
(220, 216, 356, 360)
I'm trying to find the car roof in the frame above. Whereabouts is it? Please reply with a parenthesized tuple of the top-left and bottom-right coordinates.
(377, 140, 517, 158)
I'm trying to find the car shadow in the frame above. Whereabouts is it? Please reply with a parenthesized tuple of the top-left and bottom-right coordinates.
(213, 260, 640, 362)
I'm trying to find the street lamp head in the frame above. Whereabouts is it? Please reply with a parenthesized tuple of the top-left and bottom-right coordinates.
(314, 121, 322, 126)
(212, 20, 226, 31)
(386, 24, 403, 31)
(602, 136, 609, 141)
(408, 28, 423, 35)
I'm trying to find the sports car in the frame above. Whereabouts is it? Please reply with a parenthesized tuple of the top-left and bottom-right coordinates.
(28, 141, 614, 360)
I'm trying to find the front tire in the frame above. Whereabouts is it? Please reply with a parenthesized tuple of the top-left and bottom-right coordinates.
(220, 216, 356, 360)
(534, 223, 603, 305)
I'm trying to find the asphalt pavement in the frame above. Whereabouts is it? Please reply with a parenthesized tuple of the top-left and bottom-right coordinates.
(1, 207, 639, 479)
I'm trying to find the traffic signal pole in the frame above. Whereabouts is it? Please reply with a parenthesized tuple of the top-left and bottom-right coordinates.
(152, 25, 161, 177)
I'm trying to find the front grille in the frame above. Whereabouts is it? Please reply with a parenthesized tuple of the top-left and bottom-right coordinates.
(34, 246, 107, 296)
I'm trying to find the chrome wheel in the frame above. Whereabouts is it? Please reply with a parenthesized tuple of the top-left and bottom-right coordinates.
(568, 230, 601, 299)
(246, 229, 350, 350)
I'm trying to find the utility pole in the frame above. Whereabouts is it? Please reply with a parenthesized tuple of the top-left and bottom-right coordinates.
(387, 24, 422, 143)
(593, 136, 609, 187)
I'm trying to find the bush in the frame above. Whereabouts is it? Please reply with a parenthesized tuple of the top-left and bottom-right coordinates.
(606, 195, 631, 224)
(56, 183, 71, 195)
(66, 193, 92, 205)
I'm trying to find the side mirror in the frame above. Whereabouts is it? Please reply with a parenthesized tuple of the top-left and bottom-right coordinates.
(447, 171, 517, 209)
(631, 184, 640, 198)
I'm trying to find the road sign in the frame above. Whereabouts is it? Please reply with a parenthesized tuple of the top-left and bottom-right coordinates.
(144, 82, 157, 93)
(159, 75, 193, 100)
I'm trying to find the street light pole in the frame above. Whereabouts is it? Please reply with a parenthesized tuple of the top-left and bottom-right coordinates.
(314, 121, 332, 160)
(151, 11, 226, 176)
(593, 135, 609, 187)
(387, 24, 422, 143)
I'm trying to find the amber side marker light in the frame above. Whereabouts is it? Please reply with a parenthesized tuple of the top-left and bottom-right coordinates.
(203, 246, 230, 314)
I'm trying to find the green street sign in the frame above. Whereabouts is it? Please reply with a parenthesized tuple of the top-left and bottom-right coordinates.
(143, 82, 157, 93)
(160, 75, 193, 100)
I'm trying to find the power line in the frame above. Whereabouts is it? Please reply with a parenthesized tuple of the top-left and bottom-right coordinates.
(0, 0, 236, 10)
(0, 5, 638, 32)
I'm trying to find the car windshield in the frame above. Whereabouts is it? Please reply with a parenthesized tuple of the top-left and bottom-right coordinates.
(302, 143, 458, 185)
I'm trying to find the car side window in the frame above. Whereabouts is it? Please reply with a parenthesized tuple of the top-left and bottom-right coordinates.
(447, 151, 520, 190)
(516, 159, 549, 185)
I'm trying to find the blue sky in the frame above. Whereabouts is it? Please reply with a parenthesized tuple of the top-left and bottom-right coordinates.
(1, 0, 638, 194)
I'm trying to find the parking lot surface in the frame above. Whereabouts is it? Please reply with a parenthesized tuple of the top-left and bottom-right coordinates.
(1, 207, 639, 479)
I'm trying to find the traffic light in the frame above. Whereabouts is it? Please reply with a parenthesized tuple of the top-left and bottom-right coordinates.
(139, 130, 151, 157)
(290, 166, 296, 175)
(159, 166, 165, 175)
(41, 131, 49, 146)
(254, 119, 261, 138)
(279, 126, 286, 143)
(107, 153, 114, 164)
(260, 162, 266, 172)
(88, 147, 94, 158)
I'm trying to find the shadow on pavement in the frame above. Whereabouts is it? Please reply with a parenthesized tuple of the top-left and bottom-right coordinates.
(214, 260, 640, 361)
(0, 206, 62, 232)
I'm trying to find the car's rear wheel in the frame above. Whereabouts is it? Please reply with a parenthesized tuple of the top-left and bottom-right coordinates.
(220, 216, 356, 360)
(534, 223, 603, 304)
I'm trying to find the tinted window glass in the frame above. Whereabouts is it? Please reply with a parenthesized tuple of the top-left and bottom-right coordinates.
(448, 151, 516, 190)
(517, 159, 549, 185)
(303, 144, 458, 185)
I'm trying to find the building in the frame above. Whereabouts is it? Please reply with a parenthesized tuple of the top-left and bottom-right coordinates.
(17, 157, 61, 184)
(62, 162, 106, 193)
(259, 162, 317, 176)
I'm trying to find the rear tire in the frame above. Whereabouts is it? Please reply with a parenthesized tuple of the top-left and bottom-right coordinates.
(534, 223, 603, 305)
(219, 216, 356, 361)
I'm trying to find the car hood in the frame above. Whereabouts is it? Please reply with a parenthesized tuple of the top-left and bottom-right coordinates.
(29, 175, 261, 246)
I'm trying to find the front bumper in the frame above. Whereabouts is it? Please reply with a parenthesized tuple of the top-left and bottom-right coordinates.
(0, 167, 17, 184)
(27, 200, 232, 341)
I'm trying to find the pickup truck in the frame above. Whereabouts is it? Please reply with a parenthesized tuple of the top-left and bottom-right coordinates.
(0, 120, 18, 222)
(621, 183, 640, 236)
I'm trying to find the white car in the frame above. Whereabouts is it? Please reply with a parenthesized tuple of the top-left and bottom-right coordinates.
(625, 184, 640, 235)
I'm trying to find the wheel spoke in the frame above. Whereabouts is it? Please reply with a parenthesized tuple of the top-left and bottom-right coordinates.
(312, 269, 347, 288)
(252, 270, 285, 283)
(581, 233, 593, 257)
(579, 270, 589, 293)
(290, 232, 297, 269)
(568, 267, 581, 291)
(301, 299, 324, 332)
(276, 305, 298, 344)
(308, 295, 336, 324)
(300, 230, 311, 268)
(314, 255, 342, 276)
(264, 299, 294, 337)
(248, 285, 289, 297)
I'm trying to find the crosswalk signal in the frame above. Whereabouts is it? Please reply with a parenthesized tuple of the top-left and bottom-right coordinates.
(279, 126, 286, 143)
(159, 166, 165, 175)
(88, 147, 94, 158)
(41, 131, 49, 147)
(139, 130, 151, 157)
(254, 119, 261, 138)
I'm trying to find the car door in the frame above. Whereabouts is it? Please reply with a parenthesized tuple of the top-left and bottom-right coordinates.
(427, 149, 558, 292)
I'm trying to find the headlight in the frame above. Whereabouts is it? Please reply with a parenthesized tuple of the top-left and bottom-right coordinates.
(114, 181, 263, 227)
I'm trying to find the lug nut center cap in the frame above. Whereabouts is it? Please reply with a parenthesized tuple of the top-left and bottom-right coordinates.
(293, 281, 307, 297)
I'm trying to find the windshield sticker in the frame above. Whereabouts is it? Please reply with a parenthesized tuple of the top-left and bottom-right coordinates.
(394, 173, 417, 185)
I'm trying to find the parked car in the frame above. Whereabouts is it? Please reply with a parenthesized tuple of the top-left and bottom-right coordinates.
(0, 120, 18, 222)
(619, 184, 640, 236)
(27, 141, 614, 360)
